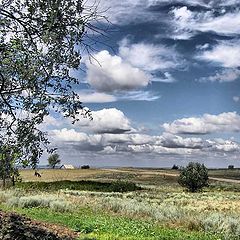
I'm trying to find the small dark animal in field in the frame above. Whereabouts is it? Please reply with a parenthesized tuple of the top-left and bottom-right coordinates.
(34, 171, 41, 178)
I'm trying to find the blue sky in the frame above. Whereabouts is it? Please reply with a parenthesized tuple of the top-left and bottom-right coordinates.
(42, 0, 240, 168)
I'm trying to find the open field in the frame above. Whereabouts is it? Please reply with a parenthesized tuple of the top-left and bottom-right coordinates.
(208, 169, 240, 180)
(19, 167, 240, 185)
(0, 168, 240, 239)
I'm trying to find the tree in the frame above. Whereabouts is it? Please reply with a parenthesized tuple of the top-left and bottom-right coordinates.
(178, 162, 209, 192)
(172, 164, 179, 170)
(228, 165, 234, 169)
(0, 144, 21, 187)
(48, 153, 61, 169)
(0, 0, 104, 174)
(81, 165, 90, 169)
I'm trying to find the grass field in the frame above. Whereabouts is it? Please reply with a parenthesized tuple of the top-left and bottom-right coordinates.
(19, 167, 240, 182)
(208, 168, 240, 180)
(19, 168, 179, 185)
(1, 168, 240, 239)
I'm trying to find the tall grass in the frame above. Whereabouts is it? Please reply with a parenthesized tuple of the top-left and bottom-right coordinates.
(62, 189, 240, 239)
(0, 190, 73, 212)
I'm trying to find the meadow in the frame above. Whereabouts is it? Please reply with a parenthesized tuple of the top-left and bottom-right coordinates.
(1, 168, 240, 239)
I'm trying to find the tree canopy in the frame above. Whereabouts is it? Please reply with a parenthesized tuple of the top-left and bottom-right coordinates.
(48, 153, 61, 169)
(0, 0, 103, 170)
(178, 162, 209, 192)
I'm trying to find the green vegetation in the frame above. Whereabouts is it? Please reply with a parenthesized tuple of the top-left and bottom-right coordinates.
(0, 0, 103, 169)
(171, 164, 179, 170)
(228, 165, 234, 170)
(1, 206, 221, 240)
(48, 154, 61, 169)
(0, 146, 21, 188)
(209, 168, 240, 180)
(178, 162, 209, 192)
(6, 194, 73, 213)
(1, 168, 240, 239)
(16, 180, 141, 193)
(81, 165, 90, 169)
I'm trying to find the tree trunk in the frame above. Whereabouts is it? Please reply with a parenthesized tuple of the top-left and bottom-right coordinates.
(2, 175, 6, 189)
(12, 175, 15, 186)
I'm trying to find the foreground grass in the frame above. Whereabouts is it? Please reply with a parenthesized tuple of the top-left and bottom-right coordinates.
(3, 168, 240, 239)
(0, 205, 221, 240)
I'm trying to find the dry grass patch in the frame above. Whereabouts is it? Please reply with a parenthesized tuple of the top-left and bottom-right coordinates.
(19, 169, 108, 182)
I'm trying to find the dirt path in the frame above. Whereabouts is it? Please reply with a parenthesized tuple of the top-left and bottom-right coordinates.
(208, 177, 240, 184)
(103, 168, 240, 184)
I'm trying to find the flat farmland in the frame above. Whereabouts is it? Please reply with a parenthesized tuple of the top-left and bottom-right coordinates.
(19, 167, 240, 184)
(0, 167, 239, 239)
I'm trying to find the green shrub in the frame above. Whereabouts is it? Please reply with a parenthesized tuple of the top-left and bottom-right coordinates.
(228, 165, 234, 169)
(172, 164, 179, 170)
(109, 181, 141, 193)
(81, 165, 90, 169)
(16, 180, 141, 192)
(178, 162, 209, 192)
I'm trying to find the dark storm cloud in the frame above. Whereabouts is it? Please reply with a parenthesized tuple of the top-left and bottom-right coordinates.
(95, 129, 131, 134)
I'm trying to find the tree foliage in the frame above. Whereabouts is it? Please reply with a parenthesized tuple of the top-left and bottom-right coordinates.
(48, 153, 61, 169)
(228, 165, 234, 169)
(0, 0, 104, 172)
(178, 162, 209, 192)
(0, 145, 20, 187)
(171, 164, 179, 170)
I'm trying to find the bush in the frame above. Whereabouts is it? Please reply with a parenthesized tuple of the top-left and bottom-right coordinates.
(16, 180, 141, 193)
(172, 164, 179, 170)
(109, 181, 141, 193)
(228, 165, 234, 169)
(81, 165, 90, 169)
(178, 162, 209, 192)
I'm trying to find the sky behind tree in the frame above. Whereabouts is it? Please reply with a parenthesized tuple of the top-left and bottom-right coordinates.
(42, 0, 240, 168)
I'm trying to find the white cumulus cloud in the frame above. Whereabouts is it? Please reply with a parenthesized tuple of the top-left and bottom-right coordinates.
(77, 108, 134, 134)
(50, 127, 240, 158)
(86, 50, 150, 92)
(52, 128, 90, 142)
(163, 112, 240, 134)
(208, 139, 240, 152)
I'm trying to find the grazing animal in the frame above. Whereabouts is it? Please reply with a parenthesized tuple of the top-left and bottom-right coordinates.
(34, 170, 41, 178)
